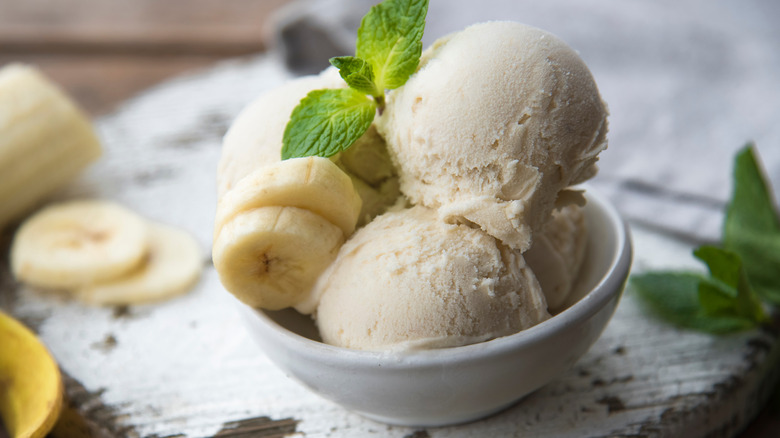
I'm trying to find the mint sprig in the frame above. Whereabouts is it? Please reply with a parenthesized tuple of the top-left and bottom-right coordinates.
(724, 146, 780, 304)
(632, 144, 777, 333)
(282, 0, 429, 160)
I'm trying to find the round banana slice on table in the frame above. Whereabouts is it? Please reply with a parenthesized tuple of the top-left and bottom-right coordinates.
(11, 200, 148, 289)
(77, 222, 202, 305)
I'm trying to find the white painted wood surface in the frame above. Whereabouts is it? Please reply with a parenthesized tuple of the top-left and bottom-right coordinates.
(2, 56, 779, 438)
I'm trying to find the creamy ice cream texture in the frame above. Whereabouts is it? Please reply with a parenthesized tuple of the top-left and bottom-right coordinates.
(314, 205, 549, 350)
(377, 21, 608, 251)
(216, 21, 608, 351)
(525, 204, 588, 312)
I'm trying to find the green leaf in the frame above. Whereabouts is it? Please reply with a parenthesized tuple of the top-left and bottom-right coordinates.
(693, 245, 767, 322)
(697, 279, 737, 317)
(726, 233, 780, 304)
(693, 245, 740, 288)
(725, 145, 780, 235)
(330, 56, 379, 97)
(735, 267, 769, 323)
(723, 145, 780, 304)
(282, 88, 377, 160)
(356, 0, 428, 92)
(632, 272, 757, 333)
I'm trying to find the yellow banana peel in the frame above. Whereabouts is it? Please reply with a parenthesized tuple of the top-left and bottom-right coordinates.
(0, 310, 63, 438)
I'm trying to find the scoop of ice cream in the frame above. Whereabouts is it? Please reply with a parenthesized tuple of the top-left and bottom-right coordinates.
(314, 205, 550, 351)
(217, 68, 400, 225)
(376, 21, 608, 251)
(524, 204, 588, 312)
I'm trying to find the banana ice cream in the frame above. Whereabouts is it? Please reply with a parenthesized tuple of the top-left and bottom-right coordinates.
(314, 205, 549, 350)
(213, 71, 401, 312)
(214, 20, 608, 351)
(377, 22, 608, 251)
(525, 204, 588, 312)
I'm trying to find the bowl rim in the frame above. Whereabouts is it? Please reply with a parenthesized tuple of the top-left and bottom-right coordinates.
(245, 184, 632, 368)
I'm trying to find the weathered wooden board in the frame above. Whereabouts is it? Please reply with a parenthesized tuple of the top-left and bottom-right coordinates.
(1, 56, 778, 438)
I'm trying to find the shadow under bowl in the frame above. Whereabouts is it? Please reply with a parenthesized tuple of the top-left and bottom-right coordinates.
(238, 185, 632, 427)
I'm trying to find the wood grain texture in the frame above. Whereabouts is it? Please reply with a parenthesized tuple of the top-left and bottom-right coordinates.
(0, 0, 292, 115)
(1, 56, 779, 438)
(0, 0, 291, 53)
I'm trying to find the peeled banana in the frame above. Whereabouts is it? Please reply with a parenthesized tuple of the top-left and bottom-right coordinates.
(213, 157, 362, 311)
(11, 200, 149, 289)
(0, 310, 63, 438)
(77, 222, 202, 305)
(0, 64, 102, 230)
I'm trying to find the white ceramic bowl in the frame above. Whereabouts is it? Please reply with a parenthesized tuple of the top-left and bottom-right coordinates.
(238, 186, 632, 427)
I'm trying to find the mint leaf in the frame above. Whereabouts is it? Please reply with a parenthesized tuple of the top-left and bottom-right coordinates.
(697, 279, 737, 317)
(633, 145, 778, 334)
(726, 145, 780, 235)
(356, 0, 428, 92)
(726, 233, 780, 304)
(330, 56, 379, 97)
(632, 272, 702, 322)
(281, 0, 429, 160)
(632, 272, 758, 333)
(282, 88, 376, 160)
(723, 145, 780, 304)
(694, 245, 767, 323)
(693, 246, 740, 288)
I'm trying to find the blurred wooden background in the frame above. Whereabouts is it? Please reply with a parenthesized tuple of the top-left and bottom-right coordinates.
(0, 0, 292, 115)
(1, 1, 778, 436)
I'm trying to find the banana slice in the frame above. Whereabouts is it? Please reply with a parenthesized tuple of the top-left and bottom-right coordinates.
(214, 156, 362, 239)
(0, 310, 63, 438)
(76, 223, 202, 306)
(11, 200, 148, 289)
(213, 206, 344, 310)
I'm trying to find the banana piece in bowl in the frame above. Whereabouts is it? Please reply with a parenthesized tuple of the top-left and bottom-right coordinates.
(214, 156, 361, 239)
(212, 156, 362, 312)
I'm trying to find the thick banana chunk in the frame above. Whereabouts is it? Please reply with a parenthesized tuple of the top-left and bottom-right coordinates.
(0, 64, 102, 230)
(213, 206, 344, 310)
(77, 223, 202, 306)
(0, 310, 63, 438)
(11, 200, 148, 289)
(215, 156, 362, 239)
